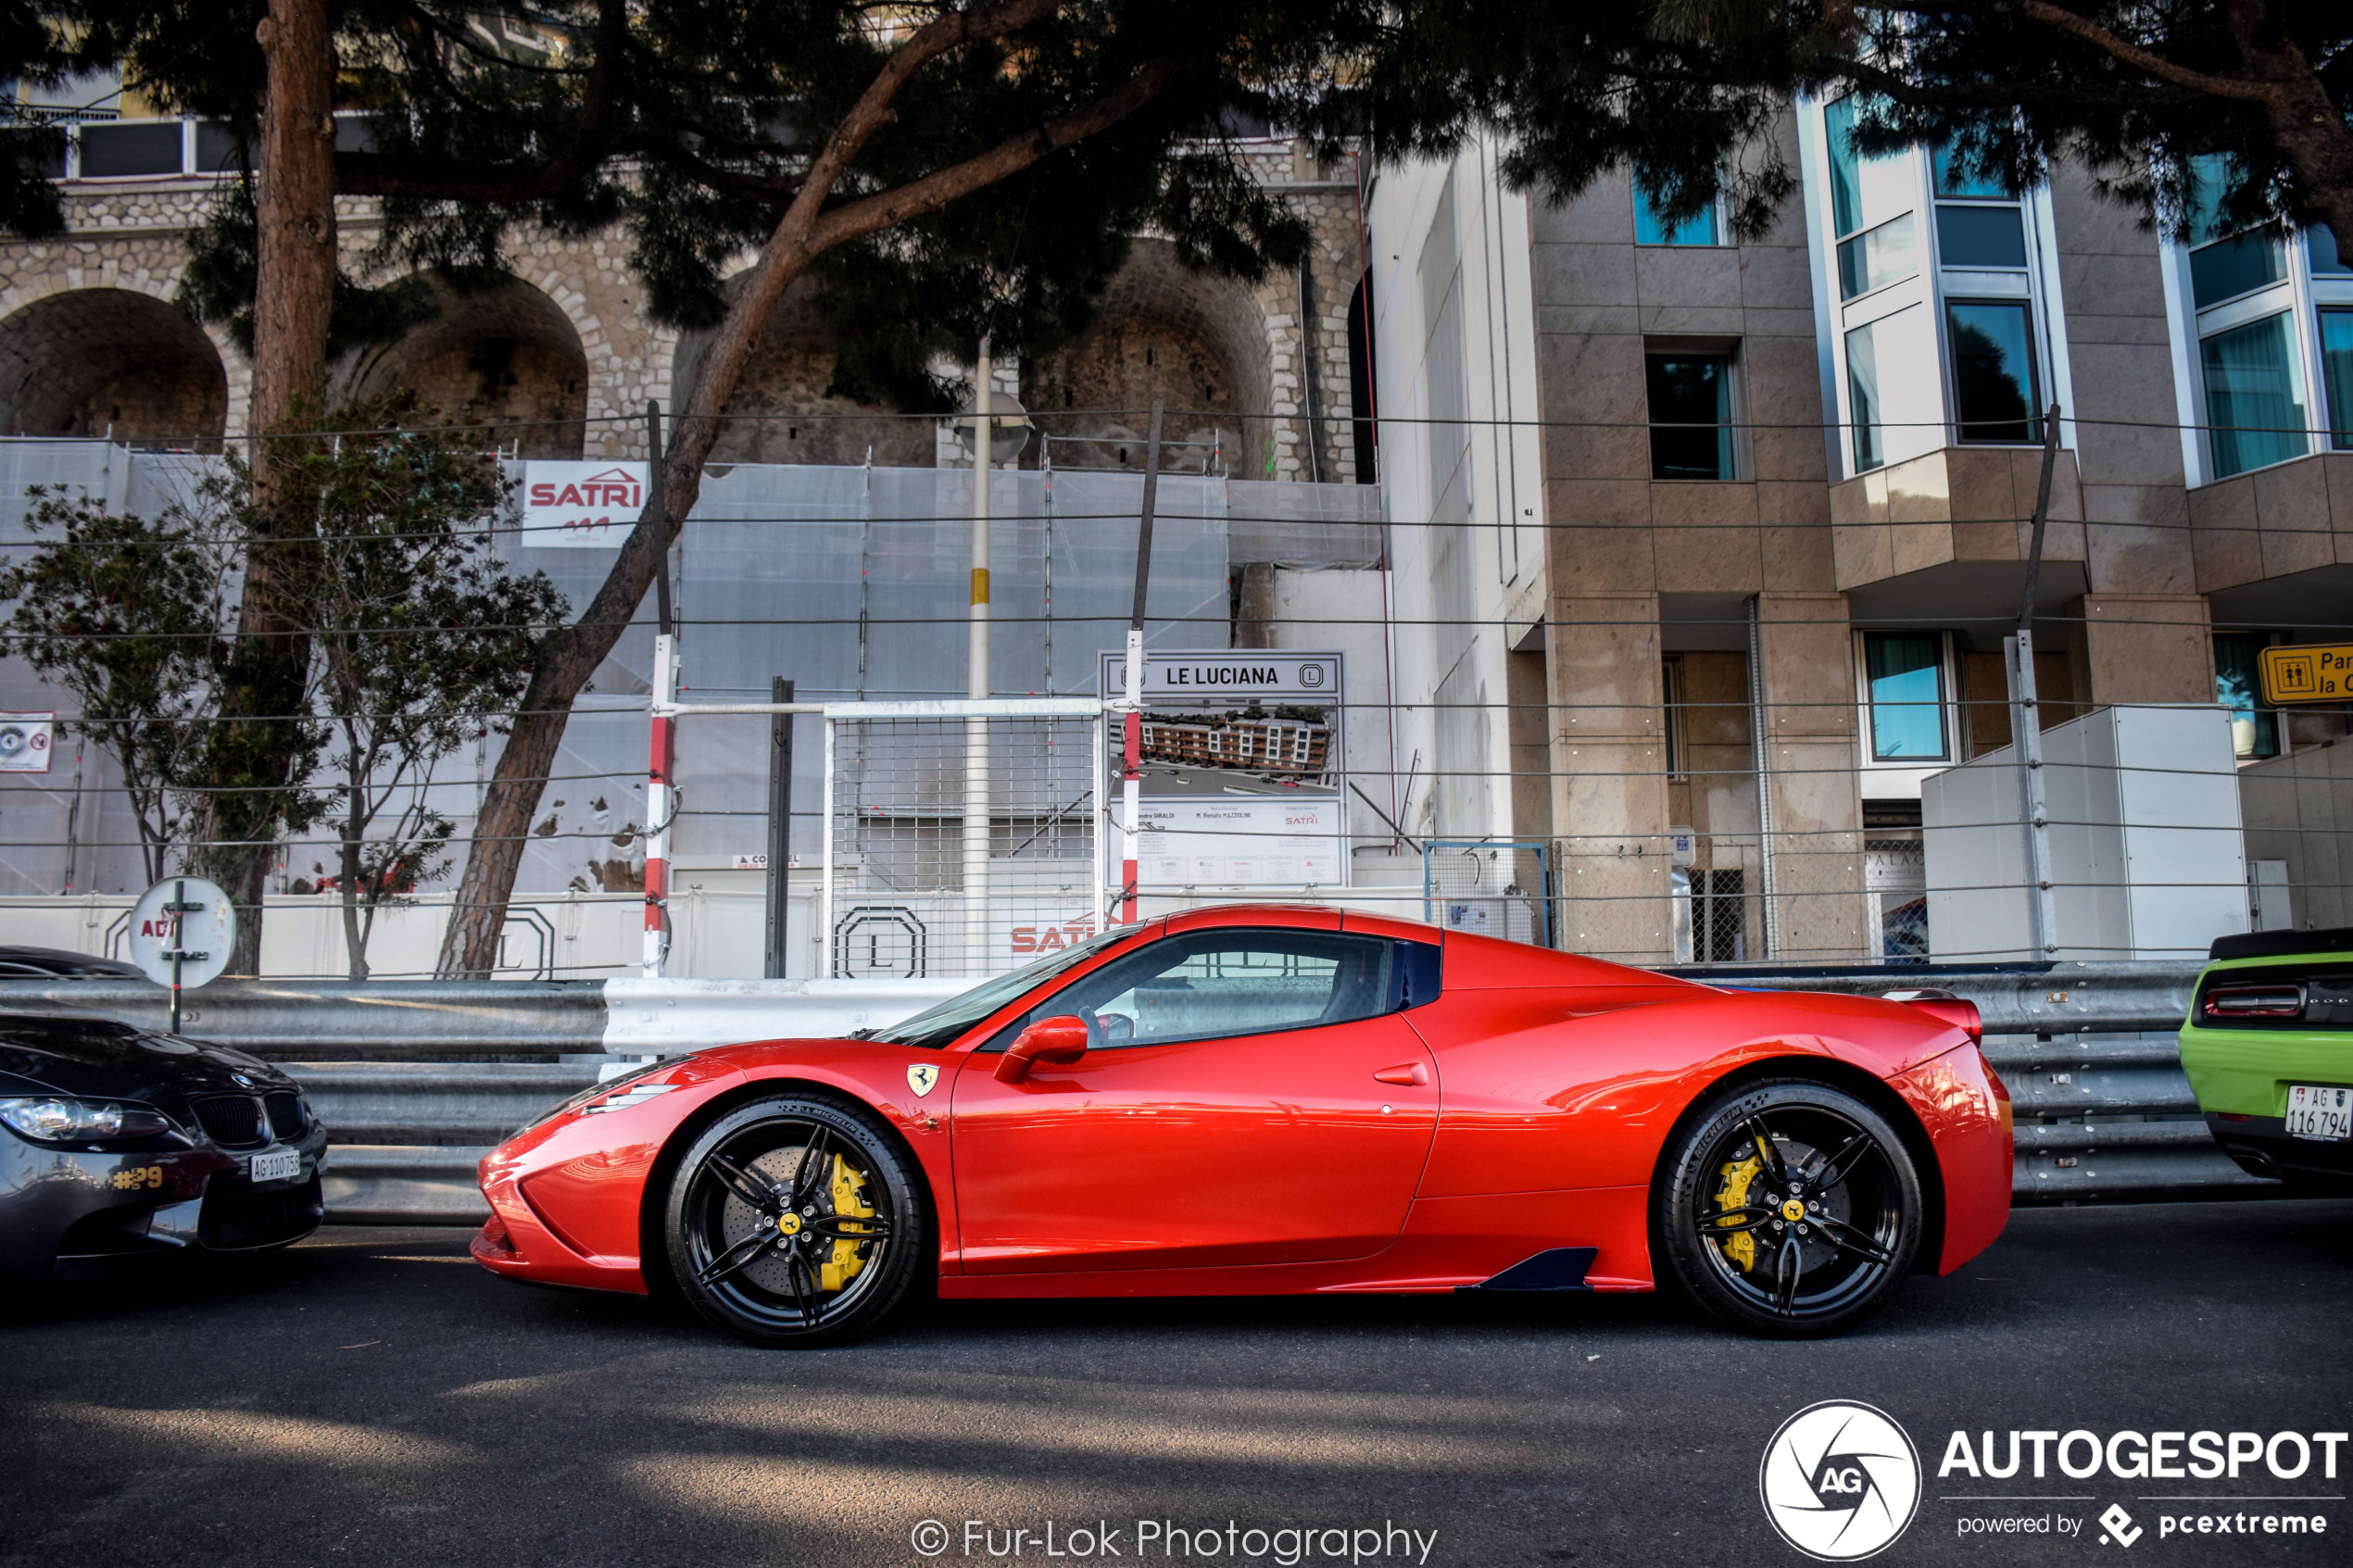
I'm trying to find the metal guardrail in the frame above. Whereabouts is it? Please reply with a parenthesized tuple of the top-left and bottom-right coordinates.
(1, 960, 2273, 1226)
(1677, 961, 2266, 1203)
(0, 978, 609, 1060)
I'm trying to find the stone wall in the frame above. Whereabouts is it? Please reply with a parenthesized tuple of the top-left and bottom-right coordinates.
(0, 152, 1365, 480)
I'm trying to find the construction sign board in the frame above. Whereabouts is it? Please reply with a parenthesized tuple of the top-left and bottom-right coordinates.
(1097, 649, 1348, 889)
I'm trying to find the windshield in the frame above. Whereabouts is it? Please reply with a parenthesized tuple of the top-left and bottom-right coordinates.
(869, 927, 1132, 1049)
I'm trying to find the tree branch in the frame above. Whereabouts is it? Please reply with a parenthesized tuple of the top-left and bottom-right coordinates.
(808, 60, 1177, 252)
(2009, 0, 2285, 105)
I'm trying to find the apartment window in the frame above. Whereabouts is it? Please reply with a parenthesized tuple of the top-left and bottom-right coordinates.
(1646, 353, 1735, 479)
(1845, 320, 1884, 471)
(1826, 94, 1919, 302)
(1864, 633, 1950, 762)
(1635, 187, 1720, 246)
(2214, 633, 2281, 759)
(2201, 313, 2309, 478)
(1932, 145, 2029, 270)
(1661, 655, 1689, 781)
(2171, 157, 2353, 481)
(2322, 308, 2353, 450)
(1947, 300, 2042, 443)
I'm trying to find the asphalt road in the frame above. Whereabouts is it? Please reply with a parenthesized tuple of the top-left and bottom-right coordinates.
(5, 1199, 2350, 1568)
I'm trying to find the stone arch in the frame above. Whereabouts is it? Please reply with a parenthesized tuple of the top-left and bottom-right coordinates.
(339, 274, 589, 459)
(0, 288, 229, 447)
(1024, 239, 1272, 475)
(670, 274, 936, 467)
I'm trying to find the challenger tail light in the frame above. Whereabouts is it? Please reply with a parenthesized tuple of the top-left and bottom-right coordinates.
(2203, 984, 2303, 1021)
(1883, 988, 1983, 1045)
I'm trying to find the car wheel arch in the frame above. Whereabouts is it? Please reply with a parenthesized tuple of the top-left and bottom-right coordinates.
(1644, 1053, 1947, 1282)
(635, 1073, 941, 1304)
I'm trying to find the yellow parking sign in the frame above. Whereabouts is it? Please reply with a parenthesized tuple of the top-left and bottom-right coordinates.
(2259, 643, 2353, 705)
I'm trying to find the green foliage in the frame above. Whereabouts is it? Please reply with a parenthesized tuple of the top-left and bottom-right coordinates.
(0, 397, 566, 970)
(1347, 2, 2352, 245)
(0, 475, 243, 883)
(30, 0, 1370, 410)
(263, 397, 570, 977)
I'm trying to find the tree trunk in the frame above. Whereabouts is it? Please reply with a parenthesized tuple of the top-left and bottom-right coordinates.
(195, 0, 339, 973)
(436, 15, 1168, 976)
(340, 805, 368, 982)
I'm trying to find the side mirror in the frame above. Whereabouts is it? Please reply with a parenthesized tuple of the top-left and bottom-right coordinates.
(993, 1015, 1090, 1084)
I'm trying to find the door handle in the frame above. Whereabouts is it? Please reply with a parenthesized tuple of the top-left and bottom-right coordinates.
(1372, 1062, 1428, 1086)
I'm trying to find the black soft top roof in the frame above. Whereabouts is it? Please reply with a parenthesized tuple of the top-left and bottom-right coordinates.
(2209, 926, 2353, 962)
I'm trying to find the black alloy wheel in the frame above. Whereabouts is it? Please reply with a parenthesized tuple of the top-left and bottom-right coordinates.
(664, 1095, 925, 1348)
(1656, 1079, 1922, 1338)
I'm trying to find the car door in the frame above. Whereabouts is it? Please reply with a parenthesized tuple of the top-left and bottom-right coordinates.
(949, 927, 1440, 1275)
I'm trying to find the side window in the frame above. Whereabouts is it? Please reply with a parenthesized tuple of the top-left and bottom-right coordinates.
(995, 930, 1396, 1049)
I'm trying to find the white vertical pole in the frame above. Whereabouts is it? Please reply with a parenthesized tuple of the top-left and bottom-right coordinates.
(1118, 402, 1164, 924)
(964, 336, 994, 975)
(2006, 633, 2059, 957)
(1090, 712, 1108, 934)
(821, 716, 837, 977)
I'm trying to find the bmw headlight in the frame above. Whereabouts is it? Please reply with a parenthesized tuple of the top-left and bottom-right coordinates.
(0, 1096, 178, 1145)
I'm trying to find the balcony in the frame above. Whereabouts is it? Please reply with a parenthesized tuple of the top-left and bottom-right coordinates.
(1829, 444, 2085, 592)
(2186, 451, 2353, 626)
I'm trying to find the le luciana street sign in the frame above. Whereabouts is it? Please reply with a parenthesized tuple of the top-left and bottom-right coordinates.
(2259, 644, 2353, 706)
(127, 877, 236, 1032)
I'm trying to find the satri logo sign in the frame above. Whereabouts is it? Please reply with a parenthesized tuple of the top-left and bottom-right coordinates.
(519, 462, 649, 548)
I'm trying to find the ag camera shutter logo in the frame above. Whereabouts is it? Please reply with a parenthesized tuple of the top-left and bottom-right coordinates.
(1759, 1400, 1921, 1561)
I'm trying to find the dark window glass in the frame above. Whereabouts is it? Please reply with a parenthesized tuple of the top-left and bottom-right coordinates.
(2322, 307, 2353, 452)
(2311, 226, 2349, 275)
(2202, 312, 2309, 477)
(4, 126, 68, 179)
(1646, 355, 1734, 479)
(2214, 633, 2280, 759)
(195, 121, 245, 173)
(1845, 320, 1882, 471)
(1947, 301, 2041, 444)
(333, 116, 379, 153)
(77, 119, 182, 178)
(1836, 214, 1917, 300)
(1001, 930, 1396, 1049)
(1936, 205, 2028, 269)
(1866, 633, 1948, 761)
(2190, 232, 2286, 310)
(1635, 188, 1718, 245)
(1932, 144, 2012, 199)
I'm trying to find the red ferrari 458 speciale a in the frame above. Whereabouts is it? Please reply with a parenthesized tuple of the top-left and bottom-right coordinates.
(473, 905, 2011, 1344)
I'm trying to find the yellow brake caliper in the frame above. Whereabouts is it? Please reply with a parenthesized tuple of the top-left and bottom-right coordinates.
(818, 1154, 877, 1293)
(1714, 1151, 1764, 1272)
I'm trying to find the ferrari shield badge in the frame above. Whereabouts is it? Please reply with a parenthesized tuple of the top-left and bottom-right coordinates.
(906, 1063, 940, 1098)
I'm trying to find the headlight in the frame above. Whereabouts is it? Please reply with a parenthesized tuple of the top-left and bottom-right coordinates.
(0, 1096, 178, 1144)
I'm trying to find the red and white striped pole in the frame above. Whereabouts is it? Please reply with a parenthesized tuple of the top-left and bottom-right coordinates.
(642, 401, 674, 977)
(643, 633, 675, 975)
(1118, 402, 1164, 925)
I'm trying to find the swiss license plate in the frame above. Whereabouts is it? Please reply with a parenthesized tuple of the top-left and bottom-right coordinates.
(2284, 1085, 2352, 1142)
(249, 1148, 302, 1183)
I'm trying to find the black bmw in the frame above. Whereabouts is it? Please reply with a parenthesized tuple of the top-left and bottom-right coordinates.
(0, 1013, 329, 1283)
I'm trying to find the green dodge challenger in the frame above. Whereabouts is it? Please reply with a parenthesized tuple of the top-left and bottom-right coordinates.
(2180, 925, 2353, 1194)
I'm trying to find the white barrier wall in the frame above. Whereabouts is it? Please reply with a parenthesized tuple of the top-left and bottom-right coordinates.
(1922, 704, 2249, 961)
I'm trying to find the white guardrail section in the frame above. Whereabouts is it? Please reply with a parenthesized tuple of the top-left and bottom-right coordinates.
(0, 960, 2271, 1226)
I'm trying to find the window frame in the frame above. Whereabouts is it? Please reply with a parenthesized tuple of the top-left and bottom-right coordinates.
(2212, 631, 2286, 762)
(1633, 184, 1726, 247)
(1944, 296, 2045, 445)
(1800, 94, 2072, 483)
(977, 927, 1413, 1052)
(1855, 631, 1960, 801)
(1643, 345, 1741, 481)
(2162, 159, 2353, 484)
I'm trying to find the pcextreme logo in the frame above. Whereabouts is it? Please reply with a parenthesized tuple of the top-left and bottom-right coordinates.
(1760, 1400, 1923, 1562)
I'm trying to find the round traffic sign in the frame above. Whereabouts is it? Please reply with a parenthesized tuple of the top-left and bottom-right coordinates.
(126, 877, 237, 992)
